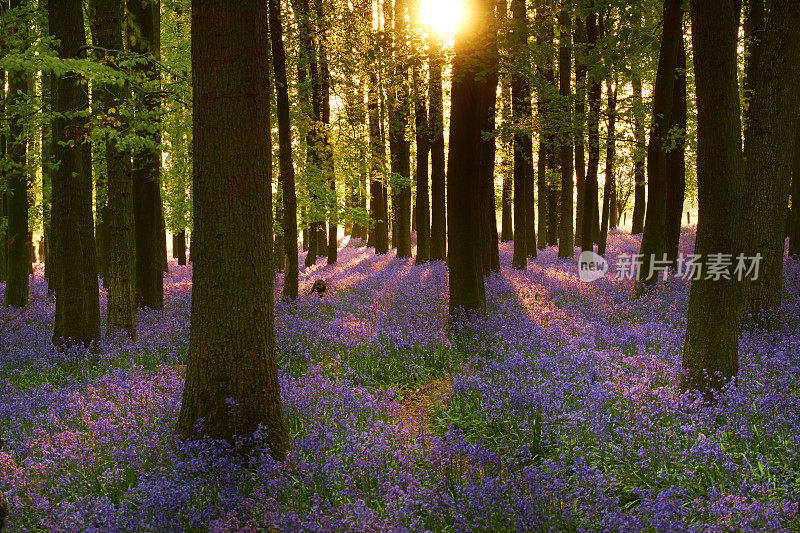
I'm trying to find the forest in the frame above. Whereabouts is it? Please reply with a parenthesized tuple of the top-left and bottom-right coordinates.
(1, 0, 799, 530)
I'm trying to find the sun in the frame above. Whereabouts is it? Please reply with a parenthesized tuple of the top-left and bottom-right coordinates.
(420, 0, 464, 36)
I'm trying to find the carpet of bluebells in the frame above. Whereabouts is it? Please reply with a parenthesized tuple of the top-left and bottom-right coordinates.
(2, 229, 800, 532)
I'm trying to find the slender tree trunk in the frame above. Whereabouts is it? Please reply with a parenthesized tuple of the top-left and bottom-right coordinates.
(638, 0, 683, 287)
(4, 0, 30, 308)
(558, 2, 573, 258)
(574, 16, 586, 249)
(536, 3, 551, 251)
(741, 0, 800, 318)
(665, 39, 687, 264)
(269, 0, 299, 301)
(178, 0, 289, 460)
(90, 0, 137, 339)
(127, 0, 164, 310)
(429, 34, 447, 260)
(682, 0, 744, 396)
(479, 9, 501, 275)
(50, 0, 102, 348)
(598, 76, 617, 256)
(448, 0, 496, 316)
(500, 75, 514, 243)
(581, 8, 601, 254)
(631, 73, 646, 234)
(511, 0, 532, 268)
(174, 231, 187, 265)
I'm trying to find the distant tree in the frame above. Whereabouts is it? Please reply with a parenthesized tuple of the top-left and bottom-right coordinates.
(448, 0, 496, 316)
(177, 0, 290, 460)
(127, 0, 165, 310)
(557, 0, 574, 258)
(368, 2, 390, 255)
(511, 0, 532, 269)
(411, 0, 431, 264)
(574, 14, 587, 248)
(429, 32, 447, 260)
(3, 0, 30, 309)
(597, 74, 617, 257)
(630, 72, 646, 234)
(581, 6, 601, 254)
(638, 0, 683, 287)
(49, 0, 102, 348)
(269, 0, 299, 301)
(89, 0, 137, 339)
(682, 0, 744, 396)
(664, 38, 687, 264)
(500, 75, 514, 243)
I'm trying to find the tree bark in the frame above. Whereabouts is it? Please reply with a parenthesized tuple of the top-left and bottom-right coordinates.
(790, 117, 800, 258)
(479, 4, 500, 275)
(638, 0, 683, 287)
(90, 0, 137, 339)
(269, 0, 299, 301)
(682, 0, 744, 396)
(574, 15, 586, 248)
(127, 0, 164, 310)
(741, 0, 800, 318)
(412, 1, 431, 264)
(500, 75, 514, 243)
(177, 0, 290, 460)
(50, 0, 102, 348)
(448, 0, 495, 316)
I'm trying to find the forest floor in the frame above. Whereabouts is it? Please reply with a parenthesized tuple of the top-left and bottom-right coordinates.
(1, 228, 800, 532)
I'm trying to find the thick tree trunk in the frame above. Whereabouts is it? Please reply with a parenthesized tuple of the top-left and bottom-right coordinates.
(557, 2, 573, 258)
(479, 17, 500, 276)
(0, 66, 6, 284)
(665, 39, 687, 264)
(631, 73, 646, 234)
(741, 0, 800, 318)
(127, 0, 164, 310)
(581, 9, 601, 254)
(511, 0, 533, 268)
(448, 0, 495, 316)
(173, 231, 187, 265)
(790, 118, 800, 258)
(4, 0, 30, 308)
(50, 0, 102, 348)
(429, 34, 447, 260)
(178, 0, 290, 461)
(638, 0, 683, 287)
(269, 0, 299, 301)
(91, 0, 137, 339)
(598, 77, 617, 257)
(682, 0, 744, 396)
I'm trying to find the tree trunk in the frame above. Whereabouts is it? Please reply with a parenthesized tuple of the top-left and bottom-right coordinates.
(388, 0, 412, 259)
(536, 3, 551, 251)
(511, 0, 533, 268)
(631, 73, 646, 234)
(429, 34, 446, 261)
(557, 2, 573, 258)
(665, 39, 687, 264)
(0, 65, 6, 285)
(574, 16, 586, 249)
(412, 1, 431, 264)
(479, 8, 500, 276)
(174, 231, 187, 265)
(638, 0, 683, 287)
(178, 0, 290, 461)
(50, 0, 102, 348)
(682, 0, 744, 396)
(790, 118, 800, 258)
(598, 76, 617, 256)
(741, 0, 800, 318)
(4, 0, 30, 309)
(448, 0, 495, 316)
(127, 0, 164, 310)
(90, 0, 137, 339)
(581, 8, 601, 254)
(500, 75, 514, 243)
(269, 0, 299, 301)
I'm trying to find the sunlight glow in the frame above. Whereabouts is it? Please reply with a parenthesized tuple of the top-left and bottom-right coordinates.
(420, 0, 463, 36)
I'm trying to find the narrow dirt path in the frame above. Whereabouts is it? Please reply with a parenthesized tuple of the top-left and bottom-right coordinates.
(394, 376, 453, 445)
